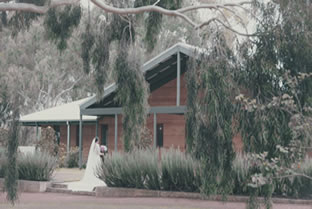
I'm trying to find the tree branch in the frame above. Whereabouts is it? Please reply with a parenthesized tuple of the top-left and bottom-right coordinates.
(90, 0, 197, 27)
(197, 17, 258, 37)
(54, 76, 83, 102)
(153, 0, 160, 6)
(0, 0, 256, 36)
(177, 2, 252, 13)
(0, 0, 79, 14)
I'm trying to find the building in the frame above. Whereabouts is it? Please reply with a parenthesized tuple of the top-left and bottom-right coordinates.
(19, 97, 97, 158)
(78, 43, 195, 165)
(21, 43, 243, 167)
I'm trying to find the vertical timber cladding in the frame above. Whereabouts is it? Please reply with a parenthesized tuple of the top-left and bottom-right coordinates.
(147, 73, 187, 151)
(148, 73, 187, 106)
(146, 114, 186, 151)
(96, 74, 188, 152)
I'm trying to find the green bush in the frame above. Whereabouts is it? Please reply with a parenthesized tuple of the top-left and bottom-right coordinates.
(274, 157, 312, 198)
(161, 148, 201, 192)
(97, 148, 201, 192)
(65, 146, 79, 168)
(0, 147, 6, 178)
(97, 149, 161, 189)
(17, 151, 57, 181)
(232, 154, 312, 198)
(232, 153, 253, 195)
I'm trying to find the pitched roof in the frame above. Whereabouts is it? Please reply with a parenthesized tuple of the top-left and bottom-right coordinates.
(20, 97, 97, 125)
(80, 42, 200, 110)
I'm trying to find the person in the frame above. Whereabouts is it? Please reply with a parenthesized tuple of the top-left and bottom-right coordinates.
(66, 137, 106, 191)
(94, 137, 105, 162)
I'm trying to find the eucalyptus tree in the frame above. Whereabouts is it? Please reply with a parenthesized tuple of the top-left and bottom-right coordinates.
(0, 0, 272, 204)
(235, 1, 312, 208)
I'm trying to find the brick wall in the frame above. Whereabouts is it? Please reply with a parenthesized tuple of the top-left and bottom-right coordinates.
(59, 124, 96, 163)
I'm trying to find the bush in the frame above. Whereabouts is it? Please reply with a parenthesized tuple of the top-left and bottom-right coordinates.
(161, 148, 201, 192)
(97, 149, 160, 189)
(0, 147, 6, 178)
(274, 157, 312, 198)
(36, 127, 58, 156)
(97, 148, 201, 192)
(57, 143, 67, 167)
(17, 151, 57, 181)
(65, 146, 79, 168)
(232, 153, 252, 195)
(232, 154, 312, 198)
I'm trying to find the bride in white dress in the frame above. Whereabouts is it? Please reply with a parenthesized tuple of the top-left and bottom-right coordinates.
(66, 137, 106, 191)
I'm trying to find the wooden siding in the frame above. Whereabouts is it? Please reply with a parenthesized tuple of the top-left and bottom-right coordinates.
(148, 73, 187, 106)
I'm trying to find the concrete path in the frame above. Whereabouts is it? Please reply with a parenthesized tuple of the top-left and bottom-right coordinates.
(51, 168, 84, 183)
(1, 193, 311, 209)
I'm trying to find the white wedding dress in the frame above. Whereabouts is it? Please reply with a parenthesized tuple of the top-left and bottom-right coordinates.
(66, 138, 106, 191)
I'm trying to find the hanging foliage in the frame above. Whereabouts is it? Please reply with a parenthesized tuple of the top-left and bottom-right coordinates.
(80, 23, 95, 75)
(81, 12, 135, 97)
(4, 96, 20, 205)
(114, 45, 149, 152)
(0, 77, 11, 127)
(4, 0, 47, 36)
(186, 34, 237, 195)
(134, 0, 182, 52)
(236, 0, 312, 158)
(44, 5, 82, 51)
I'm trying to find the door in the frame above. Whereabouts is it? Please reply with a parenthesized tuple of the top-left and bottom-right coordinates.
(101, 125, 108, 146)
(156, 124, 163, 147)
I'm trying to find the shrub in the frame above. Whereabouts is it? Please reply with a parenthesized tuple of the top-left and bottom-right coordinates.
(97, 148, 201, 192)
(36, 126, 58, 156)
(161, 148, 201, 192)
(0, 128, 8, 147)
(65, 146, 79, 168)
(17, 151, 57, 181)
(97, 149, 160, 189)
(274, 157, 312, 198)
(232, 153, 252, 195)
(0, 147, 6, 178)
(232, 153, 312, 198)
(57, 143, 67, 167)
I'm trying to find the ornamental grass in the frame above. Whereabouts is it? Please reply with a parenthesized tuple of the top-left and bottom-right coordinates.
(17, 151, 57, 181)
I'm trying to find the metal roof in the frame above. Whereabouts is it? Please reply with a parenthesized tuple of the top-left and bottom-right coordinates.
(80, 42, 199, 110)
(20, 97, 97, 126)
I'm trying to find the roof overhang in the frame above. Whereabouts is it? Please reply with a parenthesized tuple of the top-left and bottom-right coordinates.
(20, 97, 97, 126)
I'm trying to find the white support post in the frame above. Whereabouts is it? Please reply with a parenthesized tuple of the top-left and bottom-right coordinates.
(177, 52, 181, 106)
(36, 123, 39, 141)
(79, 114, 83, 168)
(66, 121, 70, 158)
(153, 113, 157, 149)
(114, 114, 118, 152)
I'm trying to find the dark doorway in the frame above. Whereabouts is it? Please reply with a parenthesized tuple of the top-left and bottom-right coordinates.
(76, 125, 79, 146)
(101, 125, 108, 146)
(53, 125, 60, 145)
(157, 124, 163, 147)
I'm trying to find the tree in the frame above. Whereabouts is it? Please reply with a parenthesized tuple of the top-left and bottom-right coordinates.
(235, 1, 312, 208)
(5, 0, 309, 206)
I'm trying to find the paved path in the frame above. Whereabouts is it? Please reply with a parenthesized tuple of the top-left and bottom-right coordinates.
(51, 168, 84, 183)
(1, 193, 311, 209)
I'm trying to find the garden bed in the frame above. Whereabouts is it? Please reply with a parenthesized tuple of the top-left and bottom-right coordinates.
(95, 186, 312, 205)
(0, 178, 51, 193)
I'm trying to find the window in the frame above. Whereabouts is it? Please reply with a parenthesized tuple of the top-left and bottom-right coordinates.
(156, 124, 163, 147)
(101, 125, 108, 146)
